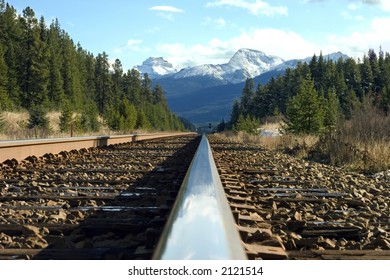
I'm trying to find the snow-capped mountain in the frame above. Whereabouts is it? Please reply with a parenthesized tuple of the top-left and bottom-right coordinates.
(173, 48, 285, 83)
(133, 49, 350, 124)
(273, 51, 349, 71)
(135, 49, 348, 84)
(135, 57, 177, 79)
(224, 48, 284, 82)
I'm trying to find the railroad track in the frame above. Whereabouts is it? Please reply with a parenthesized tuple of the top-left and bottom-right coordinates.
(0, 134, 200, 259)
(208, 134, 390, 260)
(0, 133, 389, 260)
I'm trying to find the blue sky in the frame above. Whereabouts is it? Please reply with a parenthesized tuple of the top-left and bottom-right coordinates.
(9, 0, 390, 71)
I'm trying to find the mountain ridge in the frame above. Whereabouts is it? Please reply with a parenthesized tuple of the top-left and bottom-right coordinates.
(136, 49, 349, 124)
(135, 48, 348, 84)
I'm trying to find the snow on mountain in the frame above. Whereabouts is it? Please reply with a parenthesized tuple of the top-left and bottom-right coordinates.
(224, 48, 284, 82)
(135, 57, 177, 79)
(135, 50, 349, 84)
(322, 51, 349, 62)
(273, 52, 349, 71)
(174, 64, 225, 80)
(173, 48, 285, 83)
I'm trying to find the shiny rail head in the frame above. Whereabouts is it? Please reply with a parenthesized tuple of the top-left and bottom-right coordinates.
(153, 134, 247, 260)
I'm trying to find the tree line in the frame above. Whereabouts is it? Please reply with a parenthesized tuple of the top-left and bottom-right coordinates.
(0, 1, 186, 134)
(228, 48, 390, 134)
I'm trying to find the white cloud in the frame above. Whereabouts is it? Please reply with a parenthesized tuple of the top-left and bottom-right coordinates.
(114, 39, 144, 54)
(325, 17, 390, 58)
(203, 17, 227, 29)
(153, 15, 390, 69)
(149, 5, 184, 21)
(359, 0, 390, 12)
(341, 11, 365, 20)
(206, 0, 288, 16)
(149, 6, 184, 13)
(126, 39, 143, 50)
(347, 3, 360, 10)
(380, 0, 390, 11)
(156, 28, 320, 68)
(307, 0, 390, 12)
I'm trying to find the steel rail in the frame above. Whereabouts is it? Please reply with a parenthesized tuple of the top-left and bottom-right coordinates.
(0, 132, 195, 163)
(153, 134, 247, 260)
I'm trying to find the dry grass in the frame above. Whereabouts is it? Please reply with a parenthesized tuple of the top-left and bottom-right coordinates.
(216, 130, 261, 144)
(218, 103, 390, 174)
(0, 111, 30, 140)
(0, 111, 162, 140)
(216, 129, 319, 159)
(47, 111, 61, 133)
(315, 101, 390, 173)
(0, 111, 112, 140)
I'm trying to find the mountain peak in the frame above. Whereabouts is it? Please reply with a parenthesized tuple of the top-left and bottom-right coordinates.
(223, 48, 284, 83)
(228, 48, 284, 67)
(135, 57, 177, 79)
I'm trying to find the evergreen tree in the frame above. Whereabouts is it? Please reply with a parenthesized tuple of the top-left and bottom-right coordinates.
(136, 109, 151, 129)
(216, 119, 226, 132)
(0, 2, 195, 134)
(95, 52, 111, 114)
(240, 78, 255, 116)
(0, 44, 12, 110)
(120, 99, 137, 132)
(286, 73, 323, 134)
(230, 99, 241, 127)
(59, 100, 73, 133)
(233, 114, 259, 134)
(360, 54, 374, 94)
(81, 102, 99, 132)
(19, 7, 49, 108)
(111, 58, 123, 103)
(253, 82, 276, 119)
(323, 87, 339, 131)
(61, 32, 82, 110)
(27, 105, 50, 137)
(1, 3, 21, 106)
(141, 73, 153, 103)
(124, 69, 142, 104)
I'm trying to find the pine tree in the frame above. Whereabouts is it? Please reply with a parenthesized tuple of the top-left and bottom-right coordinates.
(241, 78, 255, 116)
(0, 2, 189, 134)
(27, 105, 50, 137)
(136, 109, 151, 129)
(230, 99, 241, 127)
(81, 102, 99, 132)
(323, 87, 339, 132)
(124, 69, 142, 105)
(216, 119, 226, 132)
(360, 54, 374, 94)
(47, 20, 64, 107)
(19, 7, 49, 109)
(1, 3, 21, 106)
(0, 44, 12, 110)
(61, 32, 82, 110)
(233, 114, 259, 134)
(95, 52, 112, 114)
(120, 99, 137, 132)
(141, 73, 153, 103)
(286, 73, 323, 134)
(112, 58, 123, 101)
(59, 100, 73, 133)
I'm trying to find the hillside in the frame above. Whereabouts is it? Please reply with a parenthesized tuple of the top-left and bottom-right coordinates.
(0, 2, 187, 138)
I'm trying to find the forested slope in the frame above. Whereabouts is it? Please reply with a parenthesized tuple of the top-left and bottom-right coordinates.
(231, 49, 390, 134)
(0, 1, 186, 135)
